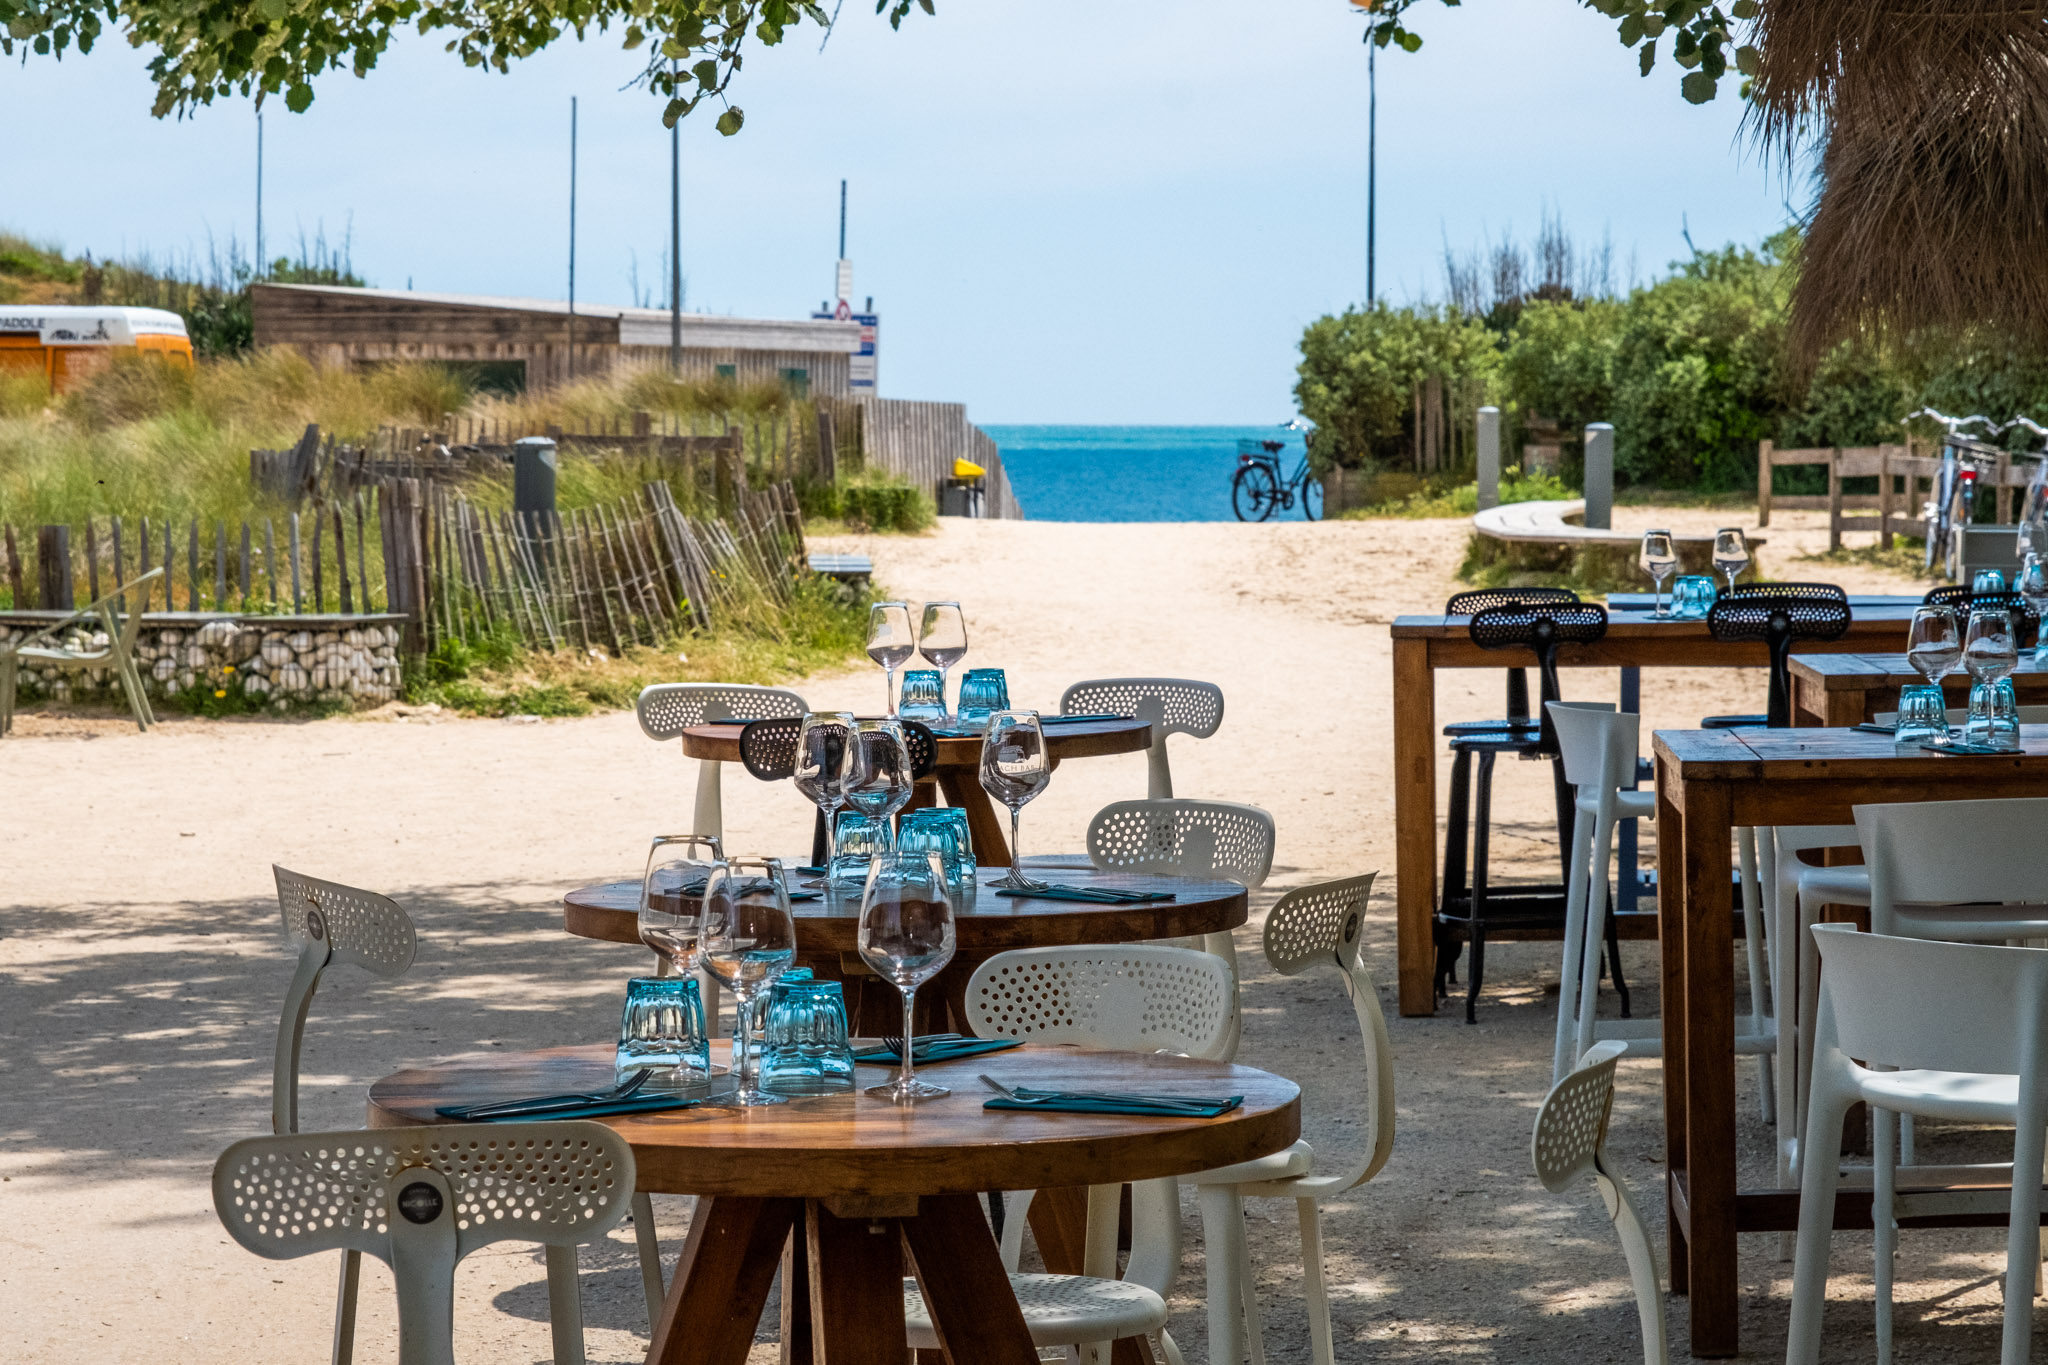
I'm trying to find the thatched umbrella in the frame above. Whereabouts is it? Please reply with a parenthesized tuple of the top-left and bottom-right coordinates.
(1745, 1, 2048, 365)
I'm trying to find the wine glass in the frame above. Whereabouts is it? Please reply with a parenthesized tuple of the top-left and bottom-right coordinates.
(918, 602, 969, 711)
(846, 718, 916, 824)
(1639, 530, 1678, 616)
(638, 834, 725, 978)
(792, 712, 856, 867)
(2018, 553, 2048, 662)
(979, 710, 1051, 890)
(698, 858, 799, 1106)
(1711, 528, 1750, 592)
(866, 601, 916, 716)
(1965, 606, 2020, 747)
(857, 850, 957, 1103)
(1906, 605, 1963, 684)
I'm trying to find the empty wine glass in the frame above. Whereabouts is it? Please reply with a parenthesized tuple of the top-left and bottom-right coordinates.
(638, 834, 725, 978)
(1711, 528, 1750, 592)
(1906, 605, 1963, 684)
(1639, 530, 1679, 616)
(2019, 553, 2048, 662)
(1965, 607, 2021, 747)
(979, 710, 1051, 889)
(918, 602, 968, 712)
(866, 601, 916, 716)
(858, 850, 957, 1103)
(847, 719, 916, 819)
(792, 712, 856, 867)
(698, 858, 798, 1106)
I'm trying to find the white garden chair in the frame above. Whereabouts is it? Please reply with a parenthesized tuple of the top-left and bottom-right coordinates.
(212, 1121, 634, 1365)
(1546, 703, 1776, 1117)
(1533, 1040, 1666, 1365)
(0, 566, 161, 735)
(1192, 873, 1395, 1365)
(1059, 677, 1224, 800)
(1789, 927, 2048, 1365)
(951, 944, 1237, 1364)
(634, 683, 807, 841)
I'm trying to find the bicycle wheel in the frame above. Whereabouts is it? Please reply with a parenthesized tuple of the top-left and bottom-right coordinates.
(1300, 474, 1324, 521)
(1232, 464, 1279, 522)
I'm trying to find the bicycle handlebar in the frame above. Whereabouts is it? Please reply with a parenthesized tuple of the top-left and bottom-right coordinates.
(1903, 407, 2000, 436)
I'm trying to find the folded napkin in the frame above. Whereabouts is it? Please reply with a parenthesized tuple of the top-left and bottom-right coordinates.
(984, 1091, 1243, 1118)
(436, 1093, 701, 1123)
(1919, 739, 2017, 756)
(993, 884, 1176, 905)
(853, 1037, 1022, 1066)
(660, 875, 822, 903)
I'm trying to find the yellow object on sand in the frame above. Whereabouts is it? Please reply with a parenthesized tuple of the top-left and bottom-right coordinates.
(953, 457, 985, 479)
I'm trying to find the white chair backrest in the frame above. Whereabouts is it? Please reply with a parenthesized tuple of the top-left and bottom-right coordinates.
(1062, 677, 1224, 799)
(271, 866, 416, 1136)
(1262, 872, 1396, 1189)
(1544, 701, 1637, 792)
(964, 946, 1236, 1059)
(214, 1122, 634, 1365)
(1812, 925, 2048, 1077)
(1086, 799, 1276, 889)
(635, 683, 807, 740)
(1854, 797, 2048, 926)
(1533, 1039, 1626, 1193)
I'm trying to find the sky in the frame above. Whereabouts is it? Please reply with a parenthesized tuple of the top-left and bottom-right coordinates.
(0, 1, 1800, 423)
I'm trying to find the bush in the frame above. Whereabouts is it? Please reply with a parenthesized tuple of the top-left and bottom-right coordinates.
(1294, 304, 1500, 469)
(800, 475, 934, 533)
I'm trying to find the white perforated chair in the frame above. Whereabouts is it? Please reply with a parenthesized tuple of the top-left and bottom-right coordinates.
(271, 867, 418, 1365)
(1790, 928, 2048, 1365)
(1532, 1040, 1667, 1365)
(1193, 873, 1395, 1365)
(635, 683, 807, 840)
(1060, 677, 1225, 800)
(212, 1121, 635, 1365)
(957, 945, 1234, 1364)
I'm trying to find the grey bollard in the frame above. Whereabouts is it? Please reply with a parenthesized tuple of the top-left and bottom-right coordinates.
(512, 436, 559, 538)
(1476, 407, 1501, 511)
(1583, 423, 1615, 530)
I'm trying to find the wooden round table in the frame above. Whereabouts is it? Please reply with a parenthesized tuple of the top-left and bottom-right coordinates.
(678, 717, 1153, 866)
(370, 1042, 1299, 1365)
(563, 866, 1250, 1032)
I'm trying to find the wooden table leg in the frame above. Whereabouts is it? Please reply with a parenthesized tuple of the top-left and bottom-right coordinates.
(806, 1202, 913, 1365)
(1682, 780, 1739, 1357)
(937, 769, 1010, 866)
(901, 1193, 1040, 1365)
(1822, 684, 1867, 728)
(1392, 634, 1438, 1016)
(781, 1219, 815, 1365)
(1655, 760, 1690, 1300)
(648, 1196, 801, 1365)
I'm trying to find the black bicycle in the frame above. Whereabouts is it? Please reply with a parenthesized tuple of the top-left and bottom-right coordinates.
(1231, 436, 1322, 521)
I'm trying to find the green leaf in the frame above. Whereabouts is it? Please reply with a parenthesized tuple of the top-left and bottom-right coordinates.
(663, 96, 686, 127)
(714, 105, 743, 135)
(1701, 45, 1725, 78)
(692, 57, 718, 88)
(285, 80, 313, 111)
(1730, 0, 1757, 16)
(1680, 69, 1716, 103)
(1734, 43, 1758, 75)
(1399, 30, 1420, 51)
(1617, 13, 1642, 45)
(1641, 14, 1665, 37)
(1639, 39, 1656, 75)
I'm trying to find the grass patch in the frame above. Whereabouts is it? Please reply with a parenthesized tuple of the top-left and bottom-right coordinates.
(1792, 538, 1932, 579)
(1339, 470, 1574, 520)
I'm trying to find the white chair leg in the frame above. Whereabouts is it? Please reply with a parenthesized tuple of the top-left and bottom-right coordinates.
(999, 1189, 1034, 1271)
(1238, 1217, 1267, 1365)
(2001, 1115, 2048, 1365)
(1197, 1185, 1246, 1365)
(544, 1243, 586, 1365)
(330, 1248, 361, 1365)
(1553, 803, 1595, 1085)
(1787, 1094, 1853, 1365)
(630, 1191, 665, 1330)
(1297, 1198, 1335, 1365)
(1738, 827, 1776, 1126)
(1201, 931, 1243, 1062)
(1158, 1328, 1188, 1365)
(1900, 1113, 1917, 1168)
(1773, 848, 1802, 1259)
(1574, 809, 1618, 1068)
(1595, 1164, 1667, 1365)
(691, 758, 723, 843)
(1874, 1106, 1896, 1365)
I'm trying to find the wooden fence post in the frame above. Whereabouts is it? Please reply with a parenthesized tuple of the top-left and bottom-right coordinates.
(1879, 445, 1895, 549)
(1827, 447, 1843, 551)
(85, 519, 100, 603)
(36, 526, 73, 612)
(1757, 439, 1774, 527)
(289, 512, 304, 613)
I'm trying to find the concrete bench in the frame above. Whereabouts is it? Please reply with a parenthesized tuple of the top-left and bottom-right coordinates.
(806, 553, 874, 585)
(1473, 500, 1760, 552)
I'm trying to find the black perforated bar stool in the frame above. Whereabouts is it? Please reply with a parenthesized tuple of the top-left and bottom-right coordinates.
(1435, 600, 1616, 1023)
(1700, 584, 1852, 729)
(739, 717, 938, 865)
(1442, 587, 1582, 739)
(1922, 586, 2040, 651)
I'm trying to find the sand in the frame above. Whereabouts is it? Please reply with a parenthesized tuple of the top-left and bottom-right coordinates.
(1, 506, 2016, 1362)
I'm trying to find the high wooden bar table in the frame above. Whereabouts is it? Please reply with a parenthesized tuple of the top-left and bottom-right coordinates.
(1389, 601, 1918, 1016)
(1790, 652, 2048, 725)
(1653, 725, 2048, 1357)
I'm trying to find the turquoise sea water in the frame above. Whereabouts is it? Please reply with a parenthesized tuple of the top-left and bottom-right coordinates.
(985, 425, 1311, 523)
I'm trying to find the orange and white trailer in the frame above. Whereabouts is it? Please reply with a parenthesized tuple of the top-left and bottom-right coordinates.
(0, 305, 194, 394)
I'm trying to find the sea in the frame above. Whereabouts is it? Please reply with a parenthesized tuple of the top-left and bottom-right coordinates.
(985, 425, 1312, 523)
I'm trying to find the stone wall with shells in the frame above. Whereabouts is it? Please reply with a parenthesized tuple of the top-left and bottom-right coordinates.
(0, 619, 406, 711)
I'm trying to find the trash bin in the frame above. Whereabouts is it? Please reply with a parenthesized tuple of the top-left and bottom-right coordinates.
(939, 479, 985, 518)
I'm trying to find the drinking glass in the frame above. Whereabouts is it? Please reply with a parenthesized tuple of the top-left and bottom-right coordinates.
(829, 809, 895, 886)
(857, 851, 957, 1103)
(918, 601, 969, 706)
(638, 834, 725, 978)
(1906, 605, 1962, 684)
(1974, 568, 2009, 593)
(698, 858, 799, 1106)
(897, 669, 948, 722)
(899, 806, 975, 888)
(1711, 528, 1750, 592)
(955, 668, 1011, 730)
(792, 711, 856, 867)
(1964, 606, 2021, 748)
(2019, 553, 2048, 662)
(761, 977, 855, 1095)
(847, 719, 916, 822)
(866, 601, 917, 716)
(1670, 575, 1717, 620)
(1892, 684, 1951, 751)
(615, 975, 711, 1090)
(979, 710, 1050, 889)
(1639, 530, 1679, 616)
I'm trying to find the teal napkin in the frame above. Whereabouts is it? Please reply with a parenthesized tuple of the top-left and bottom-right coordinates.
(853, 1038, 1021, 1066)
(1920, 739, 2016, 756)
(984, 1093, 1243, 1118)
(1042, 713, 1131, 725)
(437, 1094, 701, 1123)
(993, 884, 1176, 905)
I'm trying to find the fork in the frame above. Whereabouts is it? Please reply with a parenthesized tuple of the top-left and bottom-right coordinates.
(877, 1032, 963, 1060)
(449, 1068, 652, 1118)
(976, 1073, 1219, 1111)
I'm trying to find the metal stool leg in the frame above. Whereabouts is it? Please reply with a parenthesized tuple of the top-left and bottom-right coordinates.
(1467, 751, 1498, 1025)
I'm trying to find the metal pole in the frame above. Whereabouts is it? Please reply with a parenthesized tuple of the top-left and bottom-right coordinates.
(1366, 38, 1376, 307)
(567, 95, 578, 380)
(839, 178, 847, 259)
(255, 108, 264, 276)
(669, 91, 682, 374)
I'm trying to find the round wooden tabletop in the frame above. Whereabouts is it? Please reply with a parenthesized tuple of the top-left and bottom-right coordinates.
(676, 716, 1154, 766)
(368, 1042, 1300, 1198)
(562, 865, 1250, 951)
